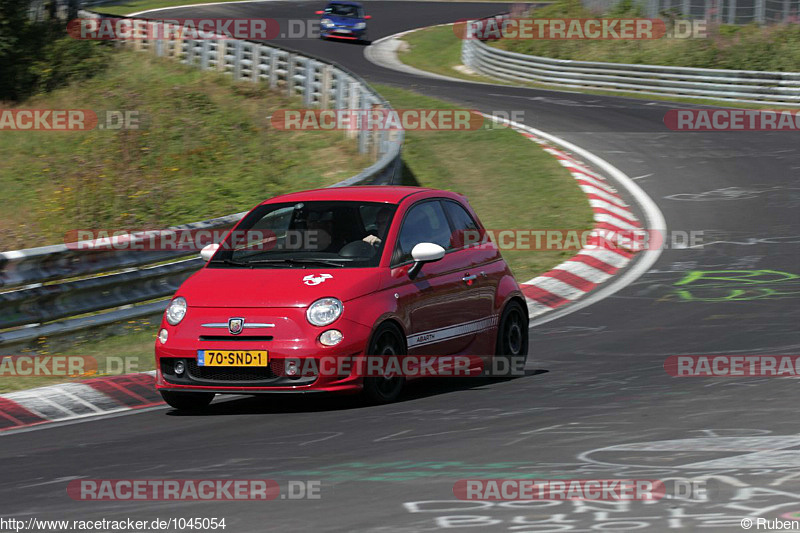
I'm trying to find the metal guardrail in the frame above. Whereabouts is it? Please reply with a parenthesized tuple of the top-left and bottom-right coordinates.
(462, 17, 800, 105)
(0, 11, 404, 351)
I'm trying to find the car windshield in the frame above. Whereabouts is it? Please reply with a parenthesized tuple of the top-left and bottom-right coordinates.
(208, 200, 396, 269)
(325, 4, 363, 17)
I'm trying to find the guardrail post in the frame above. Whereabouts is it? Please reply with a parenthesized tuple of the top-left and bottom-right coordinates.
(268, 48, 279, 88)
(357, 89, 370, 154)
(461, 30, 470, 66)
(370, 103, 381, 160)
(334, 70, 345, 109)
(755, 0, 766, 22)
(231, 41, 242, 80)
(287, 54, 296, 96)
(185, 37, 196, 65)
(251, 44, 261, 83)
(200, 40, 210, 70)
(153, 22, 164, 56)
(347, 80, 360, 140)
(304, 59, 316, 107)
(320, 65, 332, 108)
(173, 30, 183, 60)
(216, 39, 226, 72)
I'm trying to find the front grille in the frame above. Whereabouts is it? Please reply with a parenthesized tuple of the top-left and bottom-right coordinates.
(198, 335, 273, 342)
(160, 358, 316, 387)
(187, 359, 277, 381)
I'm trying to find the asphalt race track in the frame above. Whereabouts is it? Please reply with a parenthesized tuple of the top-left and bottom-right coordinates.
(2, 2, 800, 531)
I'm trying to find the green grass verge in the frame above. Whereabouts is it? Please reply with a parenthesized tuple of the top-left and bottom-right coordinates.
(95, 0, 246, 16)
(0, 47, 369, 250)
(396, 24, 515, 84)
(398, 24, 800, 110)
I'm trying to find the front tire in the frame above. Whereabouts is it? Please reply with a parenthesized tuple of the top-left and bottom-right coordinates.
(160, 390, 215, 411)
(362, 323, 406, 404)
(491, 300, 529, 377)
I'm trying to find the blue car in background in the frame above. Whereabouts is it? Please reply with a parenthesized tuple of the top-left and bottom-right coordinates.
(316, 1, 371, 42)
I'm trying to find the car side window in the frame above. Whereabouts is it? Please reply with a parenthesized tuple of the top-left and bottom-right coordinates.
(443, 201, 480, 249)
(393, 201, 452, 264)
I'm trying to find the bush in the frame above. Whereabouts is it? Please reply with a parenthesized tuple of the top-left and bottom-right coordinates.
(31, 38, 111, 94)
(0, 0, 109, 101)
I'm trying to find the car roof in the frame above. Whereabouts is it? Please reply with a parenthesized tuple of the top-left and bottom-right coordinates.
(327, 1, 363, 6)
(262, 186, 462, 206)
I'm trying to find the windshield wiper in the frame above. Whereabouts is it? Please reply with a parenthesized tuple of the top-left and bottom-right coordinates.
(211, 258, 349, 268)
(243, 258, 350, 267)
(208, 258, 276, 268)
(209, 258, 245, 266)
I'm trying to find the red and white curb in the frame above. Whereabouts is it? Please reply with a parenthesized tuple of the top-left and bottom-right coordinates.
(482, 114, 645, 320)
(0, 372, 161, 432)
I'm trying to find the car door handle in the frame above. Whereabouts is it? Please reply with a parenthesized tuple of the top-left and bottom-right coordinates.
(462, 274, 478, 283)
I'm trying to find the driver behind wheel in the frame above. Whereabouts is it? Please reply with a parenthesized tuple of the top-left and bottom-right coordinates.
(363, 206, 393, 247)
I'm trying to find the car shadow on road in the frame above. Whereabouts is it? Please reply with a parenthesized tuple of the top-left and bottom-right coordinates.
(321, 37, 371, 46)
(164, 369, 549, 416)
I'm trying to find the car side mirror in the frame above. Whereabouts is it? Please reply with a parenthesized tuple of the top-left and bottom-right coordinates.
(408, 242, 445, 279)
(364, 15, 372, 19)
(200, 243, 220, 262)
(315, 10, 324, 14)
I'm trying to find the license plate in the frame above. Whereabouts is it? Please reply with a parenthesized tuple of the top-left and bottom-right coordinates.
(335, 29, 352, 33)
(197, 350, 269, 367)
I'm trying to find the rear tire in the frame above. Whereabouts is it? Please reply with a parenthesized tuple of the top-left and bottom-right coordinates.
(491, 300, 529, 377)
(160, 391, 215, 411)
(362, 323, 406, 404)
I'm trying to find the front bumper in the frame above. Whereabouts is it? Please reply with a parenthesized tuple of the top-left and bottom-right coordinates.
(155, 352, 364, 394)
(155, 311, 372, 394)
(321, 26, 366, 39)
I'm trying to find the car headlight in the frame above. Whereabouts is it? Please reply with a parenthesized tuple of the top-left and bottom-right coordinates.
(354, 22, 366, 29)
(306, 298, 343, 327)
(320, 18, 332, 26)
(165, 297, 187, 326)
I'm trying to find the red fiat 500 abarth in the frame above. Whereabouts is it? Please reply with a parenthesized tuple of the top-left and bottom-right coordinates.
(155, 186, 528, 409)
